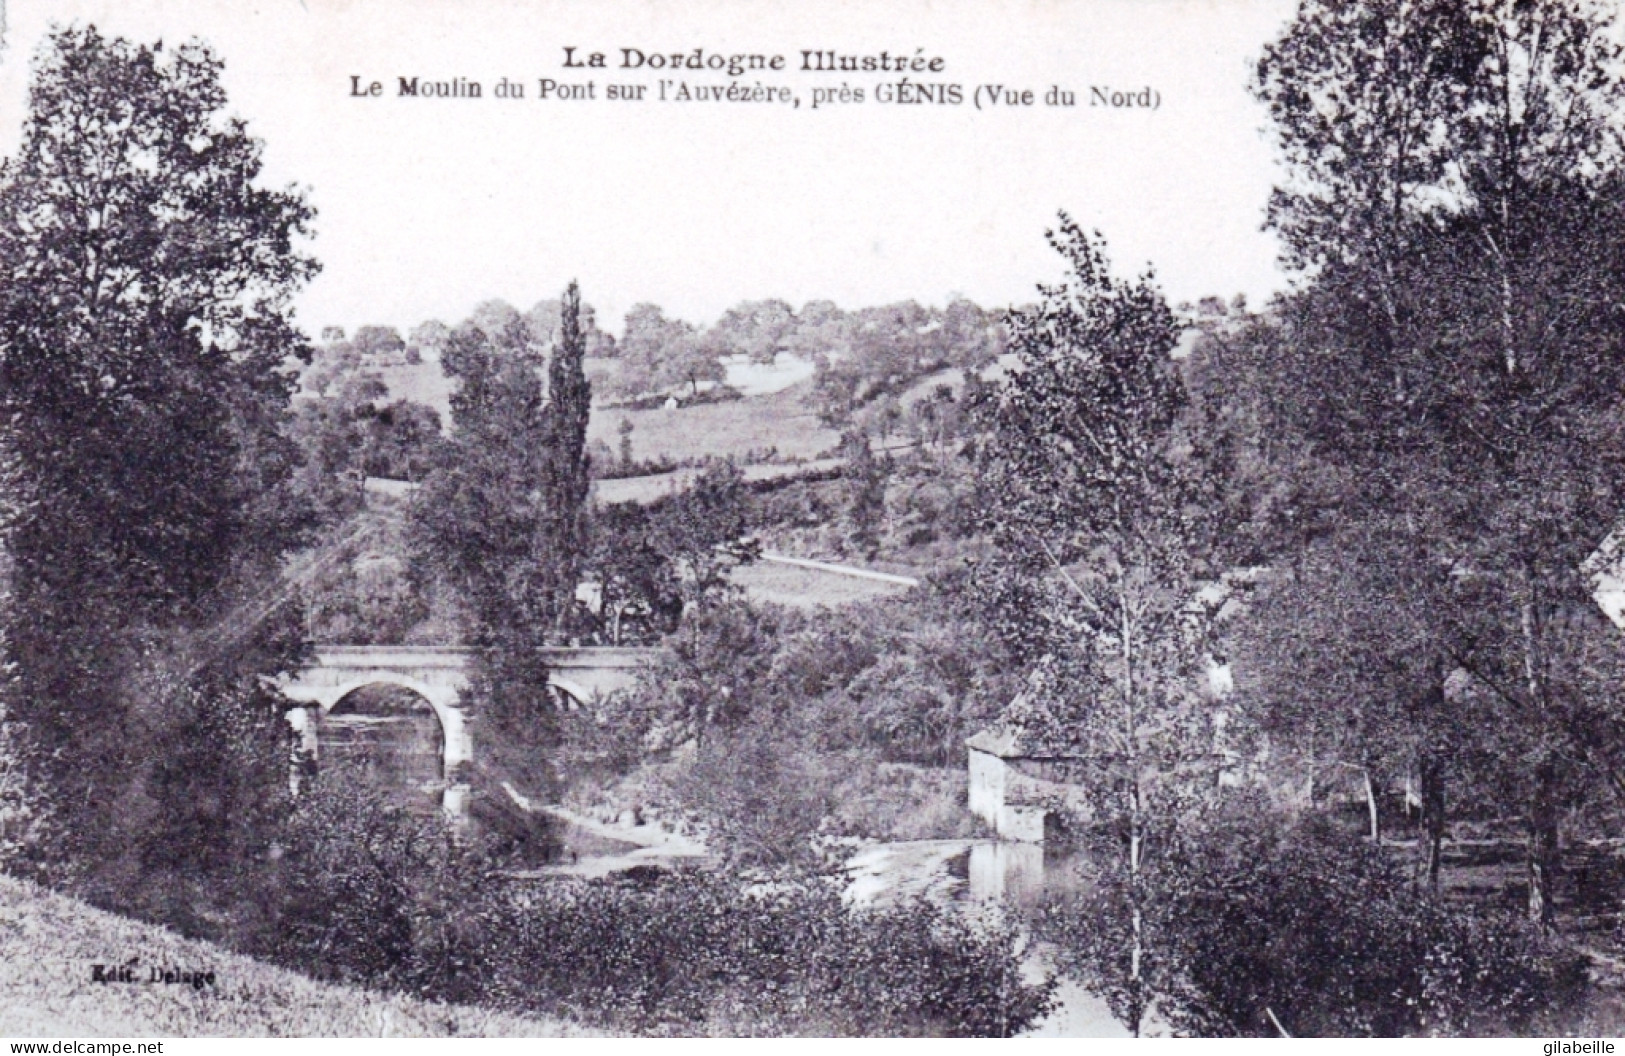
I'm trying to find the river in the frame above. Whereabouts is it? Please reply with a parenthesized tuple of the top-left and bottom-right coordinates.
(541, 809, 1127, 1036)
(841, 837, 1129, 1037)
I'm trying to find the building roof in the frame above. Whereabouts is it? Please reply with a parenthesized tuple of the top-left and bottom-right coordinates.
(965, 684, 1086, 761)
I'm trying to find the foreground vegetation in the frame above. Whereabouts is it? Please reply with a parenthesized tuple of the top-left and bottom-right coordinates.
(0, 873, 582, 1038)
(249, 771, 1051, 1037)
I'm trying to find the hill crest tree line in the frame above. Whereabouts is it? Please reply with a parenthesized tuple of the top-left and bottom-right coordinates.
(315, 292, 1006, 422)
(5, 0, 1625, 1035)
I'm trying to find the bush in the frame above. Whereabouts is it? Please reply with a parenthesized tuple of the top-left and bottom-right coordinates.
(1039, 811, 1588, 1037)
(671, 717, 846, 870)
(454, 870, 1053, 1036)
(260, 773, 1051, 1035)
(260, 764, 475, 989)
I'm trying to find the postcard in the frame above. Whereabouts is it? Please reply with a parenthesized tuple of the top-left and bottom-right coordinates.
(0, 0, 1618, 1044)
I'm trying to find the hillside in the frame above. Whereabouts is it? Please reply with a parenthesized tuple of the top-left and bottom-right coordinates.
(0, 874, 586, 1037)
(587, 382, 839, 465)
(348, 355, 839, 468)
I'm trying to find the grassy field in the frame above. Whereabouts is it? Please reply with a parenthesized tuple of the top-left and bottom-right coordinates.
(587, 382, 839, 465)
(371, 360, 455, 420)
(591, 458, 843, 506)
(727, 559, 914, 609)
(0, 874, 585, 1038)
(365, 356, 839, 467)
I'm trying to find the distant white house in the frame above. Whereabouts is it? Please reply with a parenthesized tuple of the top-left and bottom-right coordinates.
(965, 712, 1091, 843)
(1585, 529, 1625, 631)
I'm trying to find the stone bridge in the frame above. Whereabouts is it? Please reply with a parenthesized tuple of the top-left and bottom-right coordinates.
(277, 645, 663, 815)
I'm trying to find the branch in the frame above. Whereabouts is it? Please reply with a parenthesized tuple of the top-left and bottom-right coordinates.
(1035, 533, 1105, 619)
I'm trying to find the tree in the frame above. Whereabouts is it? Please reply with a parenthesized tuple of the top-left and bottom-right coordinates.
(1231, 520, 1469, 880)
(539, 281, 594, 633)
(652, 459, 761, 612)
(467, 298, 523, 336)
(352, 325, 405, 359)
(0, 27, 317, 874)
(702, 298, 798, 363)
(411, 316, 559, 850)
(526, 296, 616, 357)
(405, 319, 451, 363)
(1255, 0, 1625, 925)
(615, 303, 722, 399)
(285, 368, 385, 527)
(975, 217, 1222, 1035)
(807, 298, 1000, 427)
(786, 299, 854, 362)
(937, 296, 1005, 370)
(617, 417, 636, 469)
(583, 501, 685, 645)
(410, 285, 594, 848)
(839, 429, 889, 559)
(579, 461, 756, 649)
(1041, 806, 1584, 1036)
(358, 399, 445, 483)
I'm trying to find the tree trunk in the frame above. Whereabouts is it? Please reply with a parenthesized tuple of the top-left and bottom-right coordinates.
(1364, 766, 1380, 842)
(1520, 565, 1558, 928)
(1527, 756, 1560, 929)
(1418, 753, 1445, 889)
(1119, 580, 1145, 1038)
(1416, 669, 1447, 888)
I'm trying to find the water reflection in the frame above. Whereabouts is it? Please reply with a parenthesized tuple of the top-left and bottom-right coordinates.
(851, 838, 1125, 1037)
(966, 840, 1047, 905)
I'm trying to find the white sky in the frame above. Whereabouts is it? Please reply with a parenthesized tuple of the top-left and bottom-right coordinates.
(0, 0, 1298, 335)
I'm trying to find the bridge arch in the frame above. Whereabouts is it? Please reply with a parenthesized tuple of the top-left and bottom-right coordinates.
(548, 677, 596, 709)
(277, 645, 663, 817)
(316, 677, 469, 770)
(316, 682, 450, 811)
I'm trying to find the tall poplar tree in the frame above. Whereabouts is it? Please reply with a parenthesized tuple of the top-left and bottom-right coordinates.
(977, 217, 1223, 1034)
(541, 282, 593, 634)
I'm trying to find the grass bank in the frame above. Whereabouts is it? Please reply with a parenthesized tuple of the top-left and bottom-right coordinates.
(0, 873, 586, 1037)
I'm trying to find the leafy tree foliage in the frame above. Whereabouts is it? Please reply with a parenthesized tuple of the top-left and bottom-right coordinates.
(409, 285, 593, 846)
(1254, 0, 1625, 924)
(0, 27, 316, 878)
(1041, 808, 1585, 1036)
(974, 217, 1224, 1034)
(1230, 520, 1464, 866)
(405, 319, 451, 363)
(538, 282, 594, 629)
(525, 295, 617, 357)
(580, 502, 684, 645)
(358, 399, 445, 482)
(811, 297, 1003, 426)
(611, 296, 1002, 416)
(839, 429, 890, 559)
(352, 325, 405, 358)
(615, 302, 721, 399)
(702, 298, 798, 362)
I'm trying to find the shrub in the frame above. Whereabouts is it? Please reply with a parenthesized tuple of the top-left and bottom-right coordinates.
(259, 778, 1051, 1036)
(260, 763, 476, 989)
(458, 870, 1053, 1036)
(670, 717, 845, 870)
(1039, 810, 1587, 1037)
